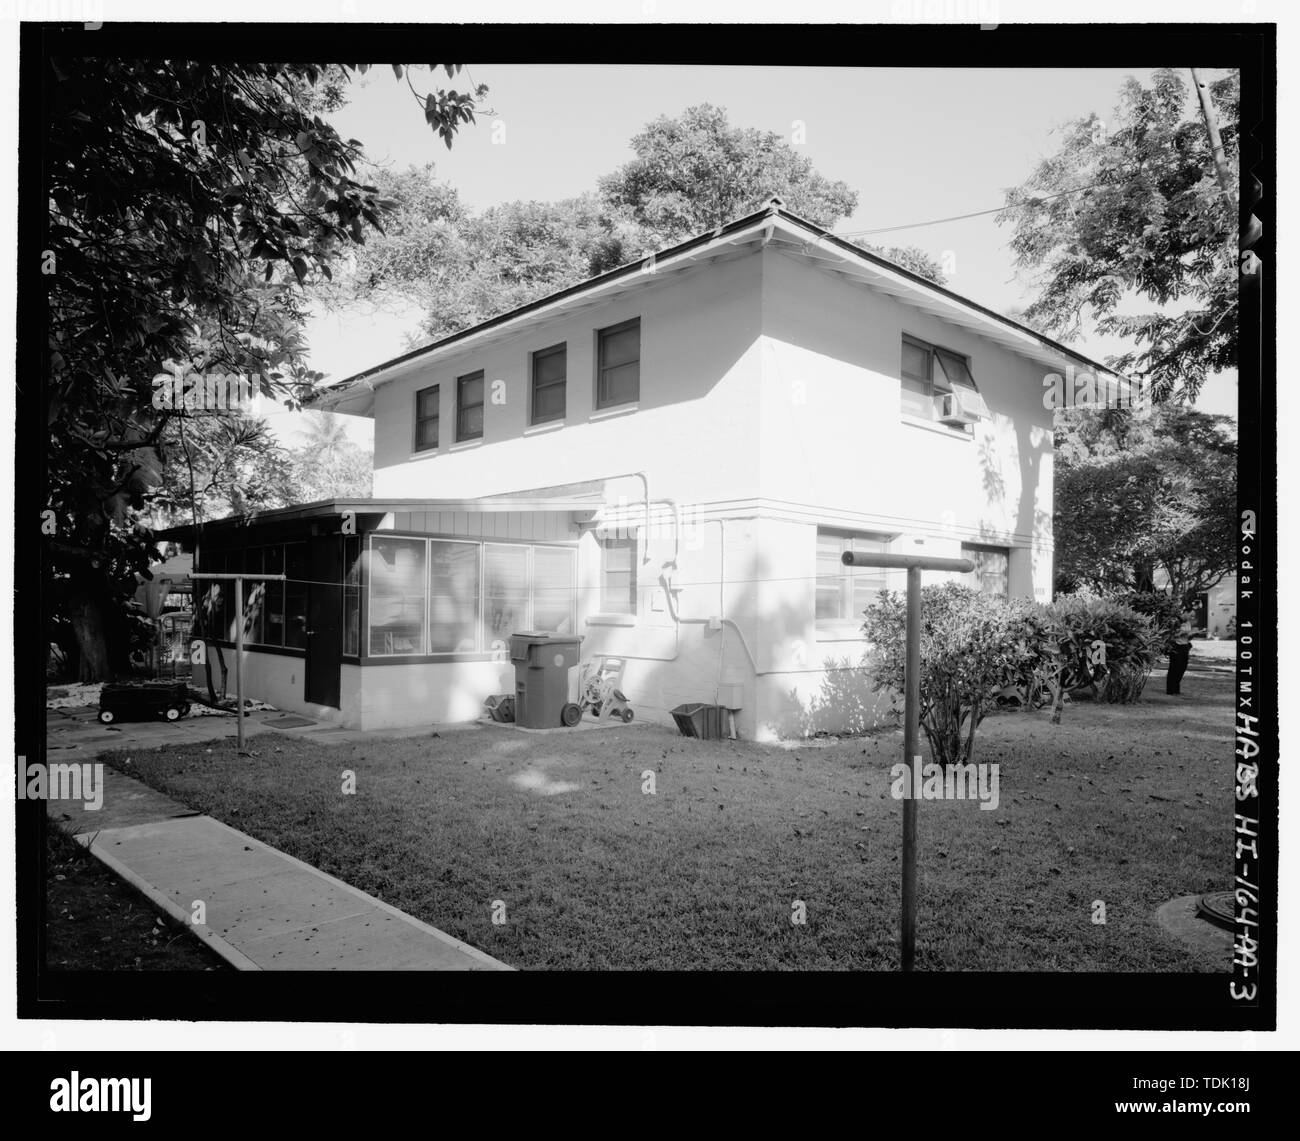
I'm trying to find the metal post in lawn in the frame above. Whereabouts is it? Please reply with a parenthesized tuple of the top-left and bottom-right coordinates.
(234, 575, 245, 753)
(840, 551, 973, 971)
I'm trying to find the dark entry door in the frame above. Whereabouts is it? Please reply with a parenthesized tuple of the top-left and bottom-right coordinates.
(305, 535, 342, 709)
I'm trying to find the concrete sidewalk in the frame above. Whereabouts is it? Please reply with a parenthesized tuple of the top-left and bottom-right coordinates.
(49, 767, 511, 972)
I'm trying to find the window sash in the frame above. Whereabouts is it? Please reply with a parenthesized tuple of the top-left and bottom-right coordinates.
(428, 540, 481, 654)
(456, 372, 484, 441)
(962, 544, 1010, 597)
(362, 536, 577, 657)
(531, 344, 567, 424)
(817, 530, 891, 625)
(415, 385, 440, 452)
(526, 344, 564, 424)
(597, 320, 640, 408)
(901, 336, 977, 419)
(600, 533, 638, 614)
(532, 546, 577, 633)
(367, 536, 429, 656)
(482, 543, 530, 653)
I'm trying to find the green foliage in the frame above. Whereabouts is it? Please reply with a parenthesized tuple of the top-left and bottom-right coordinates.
(44, 60, 480, 677)
(862, 584, 1035, 767)
(1121, 590, 1184, 654)
(1054, 405, 1236, 599)
(1040, 594, 1163, 705)
(599, 103, 857, 235)
(348, 103, 947, 346)
(999, 68, 1238, 402)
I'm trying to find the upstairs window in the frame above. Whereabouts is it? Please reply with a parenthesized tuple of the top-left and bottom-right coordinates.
(531, 343, 567, 425)
(414, 385, 440, 452)
(900, 334, 982, 425)
(596, 318, 640, 409)
(456, 370, 484, 442)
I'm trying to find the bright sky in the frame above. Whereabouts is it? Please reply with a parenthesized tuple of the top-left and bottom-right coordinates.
(279, 64, 1240, 447)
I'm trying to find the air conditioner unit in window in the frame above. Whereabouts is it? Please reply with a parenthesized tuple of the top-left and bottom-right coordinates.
(936, 388, 989, 425)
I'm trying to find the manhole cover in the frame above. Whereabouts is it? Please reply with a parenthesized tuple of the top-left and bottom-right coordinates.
(1194, 891, 1235, 931)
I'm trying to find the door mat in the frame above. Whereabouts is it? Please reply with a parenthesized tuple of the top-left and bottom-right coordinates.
(265, 715, 318, 729)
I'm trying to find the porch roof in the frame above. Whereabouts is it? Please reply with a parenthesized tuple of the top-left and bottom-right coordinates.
(152, 489, 606, 542)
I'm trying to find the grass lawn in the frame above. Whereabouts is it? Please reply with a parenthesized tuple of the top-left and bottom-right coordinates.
(99, 657, 1232, 971)
(45, 822, 230, 971)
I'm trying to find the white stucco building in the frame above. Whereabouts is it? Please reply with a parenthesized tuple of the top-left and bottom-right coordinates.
(168, 200, 1126, 739)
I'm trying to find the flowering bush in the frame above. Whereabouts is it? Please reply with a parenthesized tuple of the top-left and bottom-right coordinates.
(861, 583, 1034, 768)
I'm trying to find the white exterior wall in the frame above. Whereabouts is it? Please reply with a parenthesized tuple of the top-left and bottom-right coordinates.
(371, 251, 764, 505)
(321, 244, 1059, 738)
(756, 248, 1054, 594)
(230, 650, 360, 727)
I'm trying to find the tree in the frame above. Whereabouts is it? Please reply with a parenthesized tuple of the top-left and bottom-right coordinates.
(44, 60, 483, 678)
(288, 437, 373, 502)
(1053, 405, 1236, 600)
(150, 415, 297, 528)
(299, 411, 352, 469)
(999, 68, 1238, 402)
(599, 103, 857, 237)
(345, 104, 946, 347)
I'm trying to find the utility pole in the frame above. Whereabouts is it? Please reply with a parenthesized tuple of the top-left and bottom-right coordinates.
(1190, 67, 1237, 216)
(841, 550, 973, 970)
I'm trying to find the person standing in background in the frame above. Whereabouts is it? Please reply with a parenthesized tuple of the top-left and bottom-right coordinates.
(1166, 606, 1202, 695)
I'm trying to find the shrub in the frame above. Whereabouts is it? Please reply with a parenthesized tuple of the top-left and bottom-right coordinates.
(862, 583, 1034, 768)
(1039, 593, 1163, 705)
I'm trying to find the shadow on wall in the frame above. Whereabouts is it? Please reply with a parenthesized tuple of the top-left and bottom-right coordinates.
(783, 654, 894, 738)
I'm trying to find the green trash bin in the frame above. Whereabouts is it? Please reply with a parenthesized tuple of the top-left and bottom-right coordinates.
(510, 632, 584, 728)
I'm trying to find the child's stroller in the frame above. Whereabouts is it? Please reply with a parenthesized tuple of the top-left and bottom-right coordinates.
(577, 656, 635, 723)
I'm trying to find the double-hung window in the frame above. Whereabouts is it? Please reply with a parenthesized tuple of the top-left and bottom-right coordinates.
(599, 532, 638, 615)
(456, 371, 484, 442)
(962, 543, 1010, 597)
(596, 319, 640, 409)
(414, 385, 440, 452)
(531, 343, 566, 424)
(816, 529, 893, 634)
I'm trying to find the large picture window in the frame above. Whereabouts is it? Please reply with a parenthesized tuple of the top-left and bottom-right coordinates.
(368, 536, 428, 655)
(364, 535, 576, 658)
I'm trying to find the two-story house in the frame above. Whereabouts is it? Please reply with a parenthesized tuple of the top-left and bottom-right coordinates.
(165, 199, 1124, 740)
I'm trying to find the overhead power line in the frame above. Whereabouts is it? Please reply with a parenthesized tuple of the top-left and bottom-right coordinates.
(833, 182, 1112, 241)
